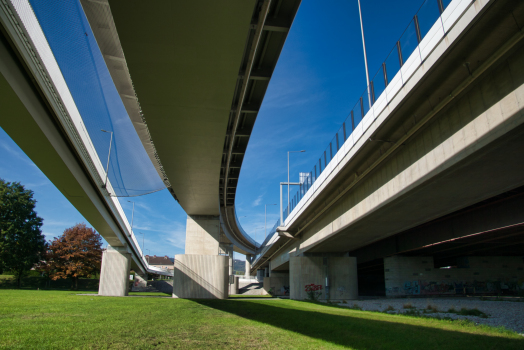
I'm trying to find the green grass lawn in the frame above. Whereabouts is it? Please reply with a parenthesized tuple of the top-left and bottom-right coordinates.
(0, 290, 522, 349)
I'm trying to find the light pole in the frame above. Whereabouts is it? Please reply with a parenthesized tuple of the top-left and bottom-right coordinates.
(138, 232, 145, 257)
(288, 150, 305, 217)
(127, 200, 134, 236)
(357, 0, 372, 108)
(100, 129, 113, 191)
(265, 204, 276, 241)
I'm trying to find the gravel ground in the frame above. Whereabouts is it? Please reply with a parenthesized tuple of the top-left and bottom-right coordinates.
(333, 298, 524, 334)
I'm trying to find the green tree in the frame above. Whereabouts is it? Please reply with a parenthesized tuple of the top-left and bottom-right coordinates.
(0, 179, 46, 288)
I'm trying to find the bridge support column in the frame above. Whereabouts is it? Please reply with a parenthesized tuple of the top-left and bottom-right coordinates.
(172, 215, 229, 299)
(290, 256, 358, 300)
(245, 254, 252, 279)
(99, 246, 131, 296)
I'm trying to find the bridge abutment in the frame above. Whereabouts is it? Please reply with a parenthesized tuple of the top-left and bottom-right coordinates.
(289, 256, 358, 300)
(99, 247, 131, 296)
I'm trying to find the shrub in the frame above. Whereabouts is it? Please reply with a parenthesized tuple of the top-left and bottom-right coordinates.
(403, 303, 414, 309)
(385, 305, 395, 311)
(304, 283, 322, 301)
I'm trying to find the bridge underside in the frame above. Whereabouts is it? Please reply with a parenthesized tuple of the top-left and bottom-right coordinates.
(256, 0, 524, 299)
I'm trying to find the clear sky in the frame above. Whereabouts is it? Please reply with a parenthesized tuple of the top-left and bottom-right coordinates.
(0, 0, 437, 260)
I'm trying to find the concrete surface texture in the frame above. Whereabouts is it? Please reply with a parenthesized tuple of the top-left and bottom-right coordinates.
(263, 272, 290, 296)
(385, 256, 524, 297)
(245, 255, 252, 279)
(99, 248, 131, 297)
(172, 254, 229, 299)
(185, 216, 221, 255)
(238, 281, 265, 295)
(290, 256, 358, 300)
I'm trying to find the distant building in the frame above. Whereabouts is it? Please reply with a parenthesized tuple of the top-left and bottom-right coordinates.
(145, 255, 174, 271)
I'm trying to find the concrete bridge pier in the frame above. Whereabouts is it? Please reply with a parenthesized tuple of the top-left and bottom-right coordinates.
(99, 246, 131, 296)
(172, 215, 229, 299)
(245, 254, 252, 279)
(289, 256, 358, 301)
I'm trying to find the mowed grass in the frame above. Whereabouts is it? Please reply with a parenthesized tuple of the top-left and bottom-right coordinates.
(0, 290, 522, 349)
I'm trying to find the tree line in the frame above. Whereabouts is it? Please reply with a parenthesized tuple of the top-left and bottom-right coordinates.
(0, 179, 102, 289)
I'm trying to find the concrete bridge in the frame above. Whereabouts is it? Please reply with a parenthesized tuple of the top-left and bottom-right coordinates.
(253, 0, 524, 300)
(0, 0, 300, 297)
(1, 0, 523, 300)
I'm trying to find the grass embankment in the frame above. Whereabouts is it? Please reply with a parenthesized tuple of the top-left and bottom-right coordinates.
(0, 290, 522, 349)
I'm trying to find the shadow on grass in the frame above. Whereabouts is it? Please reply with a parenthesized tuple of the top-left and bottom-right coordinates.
(195, 299, 523, 349)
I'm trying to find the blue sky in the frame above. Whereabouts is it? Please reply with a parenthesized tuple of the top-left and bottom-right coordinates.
(0, 0, 438, 260)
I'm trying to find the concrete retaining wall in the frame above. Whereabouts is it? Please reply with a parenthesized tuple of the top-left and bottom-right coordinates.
(385, 256, 524, 296)
(290, 256, 358, 300)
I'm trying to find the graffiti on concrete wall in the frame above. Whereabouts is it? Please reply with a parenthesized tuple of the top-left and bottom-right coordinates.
(403, 281, 420, 295)
(386, 278, 524, 296)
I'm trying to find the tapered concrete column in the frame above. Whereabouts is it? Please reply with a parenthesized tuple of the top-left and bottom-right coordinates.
(290, 256, 358, 300)
(245, 254, 252, 279)
(185, 215, 220, 255)
(99, 247, 131, 296)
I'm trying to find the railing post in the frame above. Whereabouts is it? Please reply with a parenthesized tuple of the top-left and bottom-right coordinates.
(383, 62, 388, 86)
(360, 96, 365, 120)
(370, 81, 375, 105)
(324, 151, 327, 168)
(329, 142, 333, 160)
(414, 15, 422, 43)
(343, 122, 347, 141)
(318, 159, 322, 174)
(280, 183, 283, 225)
(336, 132, 340, 151)
(397, 41, 403, 67)
(437, 0, 444, 15)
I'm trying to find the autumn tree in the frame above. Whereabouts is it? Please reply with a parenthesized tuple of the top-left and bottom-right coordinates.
(39, 223, 103, 290)
(0, 179, 46, 288)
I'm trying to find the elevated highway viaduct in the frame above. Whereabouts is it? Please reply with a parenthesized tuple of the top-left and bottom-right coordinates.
(1, 0, 300, 297)
(253, 0, 524, 300)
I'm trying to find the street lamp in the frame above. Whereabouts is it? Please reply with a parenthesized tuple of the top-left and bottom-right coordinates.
(100, 129, 113, 192)
(138, 232, 145, 257)
(357, 0, 372, 108)
(265, 204, 276, 240)
(288, 150, 305, 217)
(127, 200, 134, 236)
